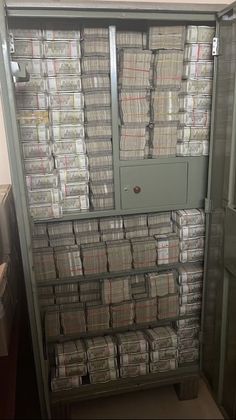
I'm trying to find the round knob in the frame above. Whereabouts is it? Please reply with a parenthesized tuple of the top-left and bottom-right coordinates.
(133, 186, 141, 194)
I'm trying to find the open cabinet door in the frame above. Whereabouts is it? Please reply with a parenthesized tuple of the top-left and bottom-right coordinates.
(0, 1, 51, 418)
(202, 2, 236, 418)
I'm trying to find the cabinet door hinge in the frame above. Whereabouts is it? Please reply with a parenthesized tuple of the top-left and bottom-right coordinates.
(205, 198, 212, 214)
(9, 32, 14, 54)
(212, 37, 219, 56)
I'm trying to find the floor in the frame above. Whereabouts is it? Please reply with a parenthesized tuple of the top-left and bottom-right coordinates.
(71, 379, 223, 420)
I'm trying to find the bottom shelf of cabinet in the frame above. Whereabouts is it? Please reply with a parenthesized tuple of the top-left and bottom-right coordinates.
(50, 364, 200, 406)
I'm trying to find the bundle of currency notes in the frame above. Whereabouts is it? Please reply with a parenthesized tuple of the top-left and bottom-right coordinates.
(148, 26, 185, 50)
(86, 303, 110, 331)
(119, 49, 152, 89)
(146, 270, 177, 297)
(85, 335, 118, 383)
(81, 242, 108, 274)
(106, 239, 133, 272)
(101, 277, 131, 304)
(131, 237, 157, 268)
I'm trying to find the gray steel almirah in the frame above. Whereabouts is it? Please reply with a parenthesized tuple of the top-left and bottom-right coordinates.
(0, 1, 236, 418)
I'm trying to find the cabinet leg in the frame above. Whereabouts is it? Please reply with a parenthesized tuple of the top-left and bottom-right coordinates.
(174, 375, 199, 401)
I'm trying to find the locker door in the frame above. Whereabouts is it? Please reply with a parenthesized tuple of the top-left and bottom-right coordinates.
(202, 2, 236, 418)
(0, 2, 51, 418)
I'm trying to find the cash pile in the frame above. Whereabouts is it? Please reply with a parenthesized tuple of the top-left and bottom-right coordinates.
(50, 318, 205, 390)
(74, 219, 100, 244)
(81, 242, 108, 275)
(148, 26, 185, 50)
(33, 248, 56, 283)
(118, 40, 152, 160)
(86, 303, 110, 331)
(124, 214, 147, 237)
(79, 280, 101, 304)
(110, 301, 134, 328)
(177, 25, 214, 156)
(48, 221, 75, 247)
(117, 31, 145, 49)
(119, 91, 150, 126)
(117, 331, 149, 378)
(44, 29, 88, 215)
(54, 283, 79, 305)
(146, 270, 179, 319)
(175, 316, 201, 365)
(151, 88, 180, 157)
(81, 28, 114, 210)
(119, 49, 152, 90)
(12, 28, 91, 219)
(131, 237, 157, 268)
(172, 209, 205, 263)
(178, 263, 203, 318)
(32, 223, 49, 249)
(146, 326, 178, 373)
(125, 223, 149, 239)
(12, 29, 62, 220)
(157, 293, 179, 319)
(99, 216, 124, 241)
(101, 277, 131, 304)
(149, 27, 185, 157)
(85, 336, 118, 384)
(156, 234, 179, 265)
(54, 245, 83, 278)
(135, 298, 157, 324)
(51, 340, 87, 392)
(147, 212, 173, 236)
(106, 239, 132, 272)
(38, 286, 55, 307)
(153, 50, 184, 89)
(124, 214, 147, 233)
(60, 304, 86, 335)
(131, 274, 148, 299)
(146, 270, 177, 297)
(119, 125, 149, 160)
(45, 310, 61, 339)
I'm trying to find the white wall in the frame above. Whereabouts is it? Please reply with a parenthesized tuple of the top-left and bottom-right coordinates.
(0, 0, 230, 184)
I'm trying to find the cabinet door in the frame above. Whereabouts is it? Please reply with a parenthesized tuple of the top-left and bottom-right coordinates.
(0, 4, 50, 419)
(223, 208, 236, 418)
(202, 3, 236, 418)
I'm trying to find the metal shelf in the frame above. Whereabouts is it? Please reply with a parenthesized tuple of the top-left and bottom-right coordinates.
(7, 7, 217, 22)
(37, 262, 197, 287)
(46, 314, 200, 344)
(33, 201, 206, 223)
(118, 156, 208, 167)
(50, 364, 200, 405)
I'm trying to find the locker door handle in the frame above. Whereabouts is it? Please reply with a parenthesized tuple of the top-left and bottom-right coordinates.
(133, 186, 141, 194)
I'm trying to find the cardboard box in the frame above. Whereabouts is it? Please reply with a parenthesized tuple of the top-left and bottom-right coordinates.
(0, 262, 16, 356)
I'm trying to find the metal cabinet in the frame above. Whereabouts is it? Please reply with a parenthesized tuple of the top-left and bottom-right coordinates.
(1, 1, 236, 419)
